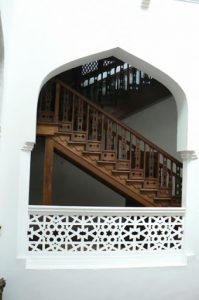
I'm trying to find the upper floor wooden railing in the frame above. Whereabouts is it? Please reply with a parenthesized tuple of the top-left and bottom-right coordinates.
(79, 58, 152, 104)
(38, 80, 182, 201)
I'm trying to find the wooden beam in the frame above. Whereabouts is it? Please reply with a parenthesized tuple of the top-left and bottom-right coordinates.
(37, 124, 58, 136)
(43, 137, 54, 205)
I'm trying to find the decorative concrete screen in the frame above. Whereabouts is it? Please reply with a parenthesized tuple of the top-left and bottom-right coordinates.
(28, 206, 185, 253)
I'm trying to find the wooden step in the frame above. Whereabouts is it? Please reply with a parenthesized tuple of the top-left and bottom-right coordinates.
(154, 197, 172, 201)
(129, 169, 144, 180)
(140, 188, 158, 192)
(71, 131, 87, 142)
(68, 140, 87, 145)
(97, 160, 116, 165)
(126, 179, 144, 189)
(140, 188, 157, 199)
(58, 122, 72, 133)
(82, 150, 101, 155)
(112, 169, 130, 174)
(115, 160, 131, 171)
(157, 187, 172, 198)
(86, 141, 101, 152)
(101, 151, 116, 161)
(143, 178, 159, 189)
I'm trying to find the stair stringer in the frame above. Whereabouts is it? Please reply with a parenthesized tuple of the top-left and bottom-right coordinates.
(52, 134, 155, 207)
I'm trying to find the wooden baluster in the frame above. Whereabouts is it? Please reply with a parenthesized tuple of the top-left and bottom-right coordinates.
(137, 70, 141, 88)
(175, 165, 182, 197)
(115, 124, 118, 159)
(135, 139, 141, 169)
(101, 115, 105, 150)
(120, 65, 124, 90)
(62, 90, 67, 122)
(157, 152, 160, 185)
(86, 104, 90, 139)
(149, 147, 154, 178)
(92, 110, 98, 140)
(121, 129, 127, 160)
(127, 64, 130, 91)
(130, 134, 132, 168)
(45, 85, 51, 113)
(98, 73, 102, 103)
(162, 156, 167, 188)
(106, 120, 112, 150)
(43, 137, 54, 205)
(54, 82, 60, 123)
(169, 161, 173, 195)
(71, 94, 75, 132)
(129, 67, 132, 90)
(106, 70, 111, 95)
(114, 67, 117, 93)
(77, 98, 84, 131)
(39, 83, 53, 122)
(132, 67, 137, 89)
(94, 75, 98, 101)
(143, 143, 146, 178)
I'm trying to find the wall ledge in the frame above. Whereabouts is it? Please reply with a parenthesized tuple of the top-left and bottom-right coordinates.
(21, 141, 35, 152)
(26, 252, 187, 270)
(178, 150, 198, 160)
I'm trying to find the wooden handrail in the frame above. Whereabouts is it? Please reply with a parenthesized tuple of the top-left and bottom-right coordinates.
(55, 79, 182, 168)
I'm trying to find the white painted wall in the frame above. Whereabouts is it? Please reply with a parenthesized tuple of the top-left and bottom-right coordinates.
(124, 97, 180, 160)
(1, 0, 199, 300)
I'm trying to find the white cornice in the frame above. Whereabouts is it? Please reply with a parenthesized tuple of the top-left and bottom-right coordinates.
(178, 150, 198, 160)
(21, 142, 35, 152)
(176, 0, 199, 3)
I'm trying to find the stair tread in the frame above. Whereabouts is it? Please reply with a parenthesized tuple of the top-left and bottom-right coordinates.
(68, 141, 87, 144)
(82, 150, 101, 154)
(154, 197, 172, 200)
(127, 179, 144, 183)
(57, 131, 72, 135)
(140, 188, 158, 192)
(112, 169, 130, 173)
(97, 160, 116, 164)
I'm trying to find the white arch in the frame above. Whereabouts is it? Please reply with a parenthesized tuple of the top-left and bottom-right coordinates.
(39, 47, 188, 152)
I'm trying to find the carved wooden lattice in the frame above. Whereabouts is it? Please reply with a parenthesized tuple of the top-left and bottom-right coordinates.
(28, 211, 184, 252)
(82, 61, 98, 75)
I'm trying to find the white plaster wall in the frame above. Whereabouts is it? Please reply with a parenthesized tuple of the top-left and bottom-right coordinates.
(1, 0, 199, 300)
(124, 97, 180, 160)
(0, 15, 4, 125)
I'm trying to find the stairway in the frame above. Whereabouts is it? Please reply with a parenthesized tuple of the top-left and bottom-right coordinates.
(37, 79, 182, 207)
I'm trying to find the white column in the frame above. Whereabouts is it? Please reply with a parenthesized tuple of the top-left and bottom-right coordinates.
(16, 141, 34, 259)
(179, 150, 198, 258)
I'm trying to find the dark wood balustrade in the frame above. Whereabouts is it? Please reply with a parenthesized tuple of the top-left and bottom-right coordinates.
(79, 58, 152, 105)
(37, 80, 182, 207)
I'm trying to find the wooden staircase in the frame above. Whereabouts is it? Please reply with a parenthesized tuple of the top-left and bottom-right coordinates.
(37, 79, 182, 207)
